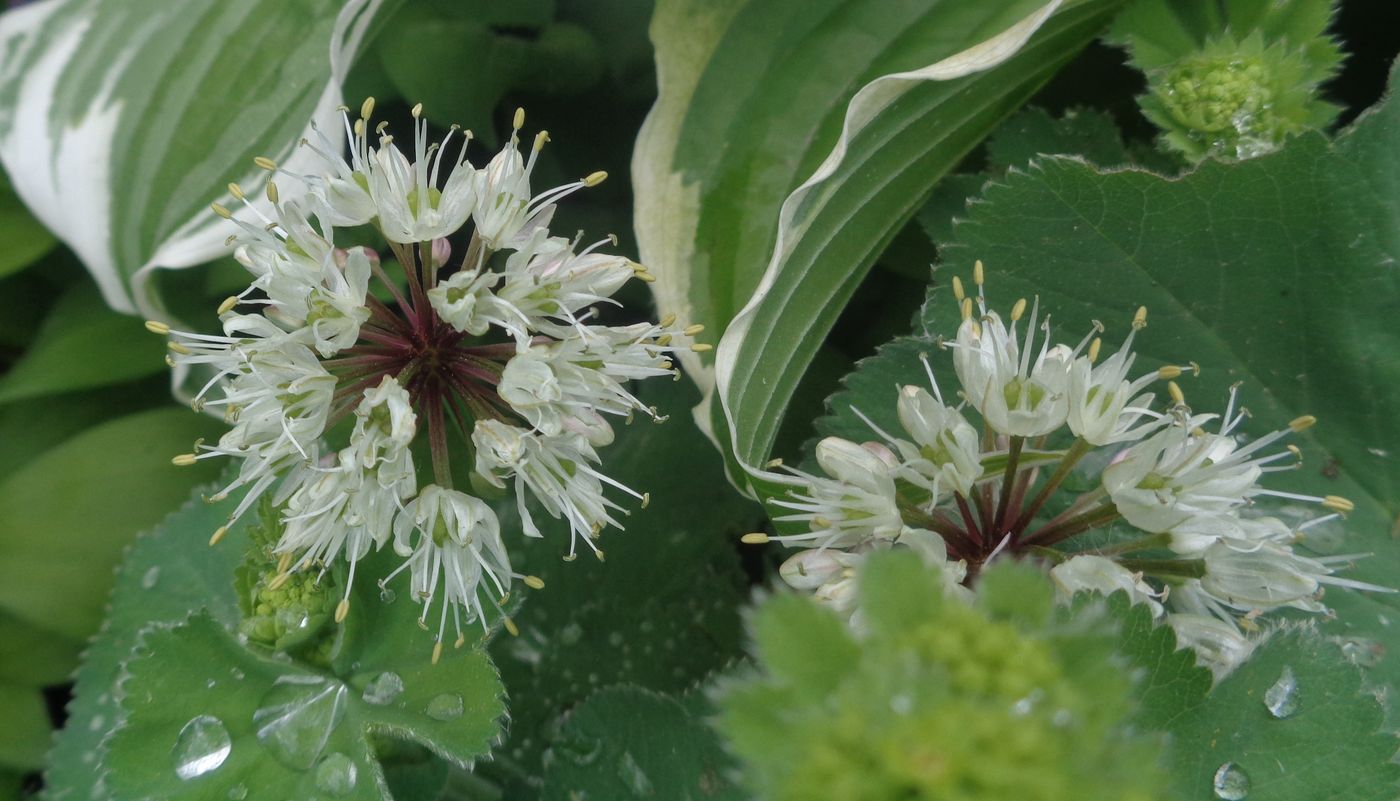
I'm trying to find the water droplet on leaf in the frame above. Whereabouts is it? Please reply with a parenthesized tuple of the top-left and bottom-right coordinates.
(1338, 637, 1384, 668)
(227, 784, 248, 800)
(1213, 762, 1250, 800)
(1263, 665, 1299, 719)
(253, 676, 348, 770)
(555, 731, 603, 766)
(142, 566, 161, 589)
(426, 693, 463, 721)
(361, 672, 404, 706)
(560, 623, 584, 646)
(173, 715, 232, 780)
(315, 753, 358, 796)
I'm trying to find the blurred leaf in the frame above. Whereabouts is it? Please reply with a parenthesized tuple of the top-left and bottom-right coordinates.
(0, 286, 164, 404)
(0, 0, 394, 316)
(0, 172, 55, 280)
(985, 106, 1130, 168)
(0, 408, 222, 641)
(104, 611, 503, 801)
(0, 683, 49, 771)
(540, 685, 742, 801)
(0, 610, 80, 688)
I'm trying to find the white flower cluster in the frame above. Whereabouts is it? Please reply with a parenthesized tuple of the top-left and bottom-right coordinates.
(151, 100, 701, 659)
(752, 262, 1385, 678)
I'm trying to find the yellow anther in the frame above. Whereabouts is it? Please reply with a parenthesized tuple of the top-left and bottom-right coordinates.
(335, 599, 350, 623)
(353, 119, 366, 138)
(659, 313, 677, 328)
(533, 130, 550, 152)
(594, 550, 606, 562)
(411, 102, 423, 118)
(208, 526, 227, 546)
(211, 203, 232, 219)
(741, 532, 770, 545)
(431, 641, 444, 665)
(973, 260, 984, 286)
(951, 275, 965, 301)
(1289, 415, 1317, 432)
(266, 181, 279, 204)
(583, 170, 608, 187)
(1010, 298, 1027, 322)
(1188, 361, 1201, 376)
(227, 182, 244, 201)
(172, 454, 198, 466)
(765, 458, 784, 468)
(360, 96, 375, 120)
(1168, 381, 1185, 405)
(971, 320, 982, 338)
(1088, 338, 1103, 363)
(683, 324, 705, 336)
(690, 343, 713, 353)
(267, 572, 291, 591)
(524, 575, 545, 590)
(168, 341, 191, 356)
(145, 320, 171, 335)
(454, 634, 466, 649)
(1322, 495, 1354, 513)
(960, 297, 973, 321)
(656, 334, 673, 347)
(503, 616, 520, 637)
(1132, 306, 1148, 330)
(641, 492, 651, 509)
(277, 552, 293, 574)
(1157, 365, 1182, 379)
(218, 296, 239, 315)
(253, 156, 277, 171)
(1286, 444, 1303, 460)
(513, 107, 525, 130)
(635, 271, 657, 283)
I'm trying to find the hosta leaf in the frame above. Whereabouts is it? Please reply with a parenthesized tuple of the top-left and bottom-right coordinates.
(633, 0, 1124, 492)
(0, 0, 394, 316)
(540, 685, 742, 801)
(0, 407, 223, 642)
(104, 610, 503, 801)
(0, 170, 55, 280)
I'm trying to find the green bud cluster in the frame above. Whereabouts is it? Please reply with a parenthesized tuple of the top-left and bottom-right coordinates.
(719, 553, 1168, 801)
(233, 497, 338, 655)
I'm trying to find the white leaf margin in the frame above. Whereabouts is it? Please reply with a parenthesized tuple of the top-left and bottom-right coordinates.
(708, 1, 1063, 492)
(0, 0, 388, 319)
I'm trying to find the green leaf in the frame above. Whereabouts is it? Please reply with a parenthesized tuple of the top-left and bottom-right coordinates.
(1106, 0, 1342, 72)
(0, 0, 394, 316)
(939, 61, 1400, 682)
(0, 682, 49, 771)
(984, 106, 1130, 169)
(644, 0, 1124, 491)
(104, 611, 503, 801)
(0, 407, 224, 642)
(0, 285, 164, 404)
(0, 610, 80, 688)
(484, 378, 763, 792)
(540, 685, 743, 801)
(1109, 594, 1400, 800)
(0, 171, 55, 280)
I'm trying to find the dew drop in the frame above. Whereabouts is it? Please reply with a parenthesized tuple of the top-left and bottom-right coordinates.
(1338, 637, 1384, 668)
(1213, 762, 1250, 800)
(252, 676, 348, 770)
(426, 693, 464, 721)
(141, 566, 161, 589)
(315, 753, 359, 796)
(560, 622, 584, 646)
(173, 715, 232, 780)
(890, 694, 913, 715)
(227, 784, 248, 800)
(617, 751, 654, 796)
(230, 667, 246, 681)
(361, 672, 404, 706)
(1263, 665, 1299, 719)
(379, 586, 397, 603)
(88, 715, 106, 733)
(607, 631, 623, 647)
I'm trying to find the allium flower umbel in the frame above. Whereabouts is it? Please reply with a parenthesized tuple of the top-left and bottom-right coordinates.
(750, 262, 1389, 678)
(150, 101, 704, 659)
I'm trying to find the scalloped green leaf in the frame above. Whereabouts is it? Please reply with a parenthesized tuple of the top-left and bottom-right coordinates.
(483, 378, 762, 795)
(633, 0, 1126, 491)
(540, 685, 743, 801)
(105, 611, 503, 801)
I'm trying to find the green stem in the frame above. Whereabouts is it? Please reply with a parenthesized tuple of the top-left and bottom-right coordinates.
(899, 498, 977, 559)
(993, 436, 1024, 534)
(1024, 503, 1120, 547)
(1119, 557, 1205, 579)
(1012, 437, 1091, 533)
(1088, 531, 1172, 557)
